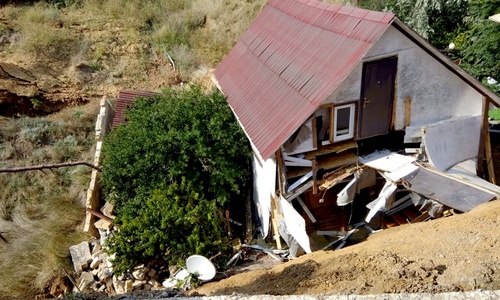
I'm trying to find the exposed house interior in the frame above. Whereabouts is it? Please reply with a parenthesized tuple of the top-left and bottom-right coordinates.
(214, 0, 500, 256)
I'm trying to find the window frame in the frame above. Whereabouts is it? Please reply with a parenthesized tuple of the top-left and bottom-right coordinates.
(332, 103, 356, 142)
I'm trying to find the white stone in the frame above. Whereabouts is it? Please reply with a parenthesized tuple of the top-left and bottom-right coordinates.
(90, 257, 102, 269)
(101, 201, 115, 218)
(69, 242, 92, 273)
(78, 271, 95, 291)
(124, 279, 133, 293)
(148, 278, 161, 288)
(132, 280, 146, 290)
(94, 219, 112, 231)
(147, 268, 157, 278)
(132, 265, 148, 281)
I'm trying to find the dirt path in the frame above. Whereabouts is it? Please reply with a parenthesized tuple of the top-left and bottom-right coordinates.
(192, 200, 500, 296)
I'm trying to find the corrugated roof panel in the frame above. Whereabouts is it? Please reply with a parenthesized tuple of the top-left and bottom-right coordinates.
(349, 7, 370, 19)
(325, 3, 342, 13)
(338, 6, 355, 15)
(351, 21, 388, 43)
(215, 0, 394, 159)
(365, 10, 392, 22)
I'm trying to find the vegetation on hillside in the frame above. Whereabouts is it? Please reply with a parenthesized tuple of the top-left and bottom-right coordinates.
(101, 86, 251, 274)
(0, 103, 98, 298)
(0, 0, 499, 298)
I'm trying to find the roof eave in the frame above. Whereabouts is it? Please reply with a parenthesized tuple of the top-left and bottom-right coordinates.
(392, 18, 500, 107)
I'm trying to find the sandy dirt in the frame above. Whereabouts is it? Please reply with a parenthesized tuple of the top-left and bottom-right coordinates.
(191, 199, 500, 296)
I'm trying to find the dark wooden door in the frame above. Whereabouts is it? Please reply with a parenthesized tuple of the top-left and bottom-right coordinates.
(358, 57, 397, 139)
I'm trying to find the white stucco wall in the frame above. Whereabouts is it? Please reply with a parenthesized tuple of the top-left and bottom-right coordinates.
(324, 25, 483, 130)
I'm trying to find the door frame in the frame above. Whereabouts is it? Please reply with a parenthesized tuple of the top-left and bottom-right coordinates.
(358, 56, 398, 139)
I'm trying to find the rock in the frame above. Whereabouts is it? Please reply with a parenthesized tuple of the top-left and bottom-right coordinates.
(124, 279, 133, 293)
(132, 265, 148, 281)
(78, 271, 95, 291)
(90, 257, 102, 269)
(91, 242, 102, 254)
(112, 276, 125, 295)
(132, 280, 146, 290)
(148, 278, 161, 289)
(97, 264, 112, 282)
(94, 218, 112, 231)
(69, 242, 92, 273)
(147, 268, 157, 278)
(101, 201, 115, 218)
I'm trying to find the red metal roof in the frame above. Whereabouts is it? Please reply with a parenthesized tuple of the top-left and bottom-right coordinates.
(214, 0, 394, 160)
(111, 90, 158, 128)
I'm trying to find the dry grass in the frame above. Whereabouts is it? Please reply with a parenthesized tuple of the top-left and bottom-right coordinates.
(0, 101, 99, 298)
(0, 0, 269, 297)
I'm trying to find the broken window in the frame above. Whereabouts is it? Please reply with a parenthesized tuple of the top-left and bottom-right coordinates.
(316, 106, 332, 146)
(333, 103, 355, 142)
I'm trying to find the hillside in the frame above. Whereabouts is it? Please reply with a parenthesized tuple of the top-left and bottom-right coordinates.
(1, 0, 499, 299)
(0, 0, 265, 298)
(193, 200, 500, 296)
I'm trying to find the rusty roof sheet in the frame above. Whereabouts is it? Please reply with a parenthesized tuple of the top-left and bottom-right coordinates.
(215, 0, 394, 160)
(111, 90, 158, 128)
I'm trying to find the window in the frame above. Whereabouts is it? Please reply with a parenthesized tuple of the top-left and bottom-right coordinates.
(333, 103, 355, 142)
(316, 106, 332, 146)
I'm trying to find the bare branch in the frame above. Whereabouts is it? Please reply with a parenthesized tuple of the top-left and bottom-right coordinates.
(0, 161, 102, 173)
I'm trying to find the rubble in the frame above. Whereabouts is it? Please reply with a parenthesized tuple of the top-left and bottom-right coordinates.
(65, 227, 199, 297)
(69, 242, 92, 272)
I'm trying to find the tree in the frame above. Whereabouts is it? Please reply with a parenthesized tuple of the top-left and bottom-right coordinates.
(456, 0, 500, 95)
(382, 0, 468, 48)
(101, 86, 251, 274)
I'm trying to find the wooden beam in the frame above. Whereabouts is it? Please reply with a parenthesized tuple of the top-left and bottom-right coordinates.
(484, 98, 496, 184)
(276, 148, 286, 196)
(294, 196, 316, 223)
(287, 151, 358, 178)
(404, 96, 411, 128)
(270, 196, 282, 250)
(312, 159, 318, 195)
(303, 140, 358, 160)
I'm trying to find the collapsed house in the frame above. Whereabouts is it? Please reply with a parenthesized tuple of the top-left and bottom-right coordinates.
(213, 0, 500, 255)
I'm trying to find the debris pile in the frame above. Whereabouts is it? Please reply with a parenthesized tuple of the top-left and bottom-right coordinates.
(68, 239, 169, 295)
(68, 202, 178, 296)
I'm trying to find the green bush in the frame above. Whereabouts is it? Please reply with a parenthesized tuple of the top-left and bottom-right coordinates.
(101, 86, 251, 274)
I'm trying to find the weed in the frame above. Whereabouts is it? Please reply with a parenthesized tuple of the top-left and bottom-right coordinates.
(0, 23, 7, 34)
(30, 98, 43, 109)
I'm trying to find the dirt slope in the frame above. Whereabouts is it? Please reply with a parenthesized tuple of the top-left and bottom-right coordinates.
(192, 200, 500, 296)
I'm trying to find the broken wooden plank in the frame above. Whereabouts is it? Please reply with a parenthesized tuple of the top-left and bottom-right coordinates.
(287, 171, 312, 193)
(270, 196, 282, 250)
(484, 97, 496, 184)
(411, 211, 430, 223)
(282, 153, 313, 167)
(294, 196, 316, 223)
(319, 166, 357, 191)
(285, 180, 313, 201)
(276, 148, 286, 196)
(288, 151, 358, 178)
(303, 140, 358, 160)
(312, 159, 318, 195)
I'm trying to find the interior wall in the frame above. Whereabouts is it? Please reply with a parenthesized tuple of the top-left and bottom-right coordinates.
(324, 26, 483, 130)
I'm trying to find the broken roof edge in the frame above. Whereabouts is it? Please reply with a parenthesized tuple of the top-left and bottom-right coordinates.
(392, 18, 500, 107)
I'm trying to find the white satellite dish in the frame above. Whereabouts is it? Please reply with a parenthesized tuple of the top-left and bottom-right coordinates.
(186, 255, 216, 281)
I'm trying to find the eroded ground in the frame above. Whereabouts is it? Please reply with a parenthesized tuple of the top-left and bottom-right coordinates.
(192, 200, 500, 296)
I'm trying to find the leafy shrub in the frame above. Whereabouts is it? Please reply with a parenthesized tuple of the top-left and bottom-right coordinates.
(101, 86, 251, 273)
